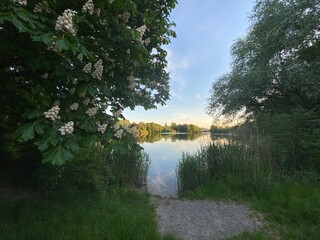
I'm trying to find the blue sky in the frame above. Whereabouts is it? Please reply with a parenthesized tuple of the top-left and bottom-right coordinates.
(124, 1, 255, 128)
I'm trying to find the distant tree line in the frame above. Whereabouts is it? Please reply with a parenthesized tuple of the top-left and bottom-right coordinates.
(119, 121, 202, 136)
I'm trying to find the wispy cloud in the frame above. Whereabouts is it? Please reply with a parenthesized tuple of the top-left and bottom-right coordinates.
(196, 93, 201, 99)
(170, 90, 185, 101)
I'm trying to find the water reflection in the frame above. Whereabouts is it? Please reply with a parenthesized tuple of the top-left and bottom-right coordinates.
(210, 134, 235, 146)
(141, 133, 212, 197)
(137, 132, 203, 143)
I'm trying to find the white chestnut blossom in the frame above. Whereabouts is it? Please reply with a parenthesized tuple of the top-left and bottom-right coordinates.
(130, 126, 137, 135)
(113, 122, 120, 130)
(114, 129, 123, 139)
(82, 62, 92, 73)
(55, 9, 77, 36)
(126, 49, 130, 54)
(44, 105, 60, 121)
(33, 1, 49, 13)
(10, 0, 27, 6)
(127, 75, 136, 90)
(42, 73, 48, 79)
(58, 121, 74, 135)
(107, 0, 114, 5)
(99, 19, 108, 26)
(97, 122, 108, 134)
(82, 0, 94, 15)
(144, 38, 151, 46)
(92, 59, 103, 80)
(94, 8, 101, 16)
(69, 88, 76, 95)
(119, 12, 130, 23)
(69, 103, 79, 111)
(136, 25, 147, 41)
(86, 107, 99, 117)
(113, 108, 123, 117)
(77, 53, 83, 62)
(83, 98, 90, 105)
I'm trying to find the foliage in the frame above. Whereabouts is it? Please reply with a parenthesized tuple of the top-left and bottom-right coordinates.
(207, 0, 320, 172)
(177, 137, 320, 239)
(177, 141, 272, 193)
(0, 189, 178, 240)
(0, 0, 177, 166)
(35, 135, 150, 196)
(119, 120, 203, 137)
(208, 0, 320, 117)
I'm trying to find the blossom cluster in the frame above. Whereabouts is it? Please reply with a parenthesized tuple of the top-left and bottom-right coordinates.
(58, 121, 74, 135)
(83, 98, 90, 105)
(113, 108, 123, 118)
(69, 88, 76, 95)
(127, 75, 136, 90)
(92, 59, 103, 80)
(97, 122, 108, 134)
(82, 62, 92, 73)
(113, 122, 120, 130)
(136, 25, 147, 41)
(82, 0, 94, 15)
(10, 0, 27, 6)
(42, 73, 48, 79)
(55, 9, 77, 36)
(119, 12, 130, 23)
(77, 54, 83, 62)
(114, 129, 123, 139)
(44, 105, 60, 121)
(144, 38, 151, 46)
(69, 103, 79, 111)
(86, 107, 99, 117)
(129, 126, 137, 135)
(33, 1, 49, 13)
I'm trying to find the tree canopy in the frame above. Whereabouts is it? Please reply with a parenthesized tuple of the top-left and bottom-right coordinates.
(0, 0, 176, 165)
(207, 0, 320, 118)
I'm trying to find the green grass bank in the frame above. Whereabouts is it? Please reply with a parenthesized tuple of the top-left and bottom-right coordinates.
(177, 141, 320, 240)
(0, 189, 176, 240)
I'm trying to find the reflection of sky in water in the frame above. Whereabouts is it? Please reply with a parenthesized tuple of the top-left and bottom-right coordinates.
(141, 133, 213, 197)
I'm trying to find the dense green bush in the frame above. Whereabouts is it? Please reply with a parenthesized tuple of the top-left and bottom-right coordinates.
(35, 138, 150, 196)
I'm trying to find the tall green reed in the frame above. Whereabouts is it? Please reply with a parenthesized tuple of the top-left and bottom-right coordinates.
(177, 140, 273, 194)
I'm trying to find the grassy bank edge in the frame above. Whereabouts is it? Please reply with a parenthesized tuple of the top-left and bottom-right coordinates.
(0, 188, 177, 240)
(179, 178, 320, 240)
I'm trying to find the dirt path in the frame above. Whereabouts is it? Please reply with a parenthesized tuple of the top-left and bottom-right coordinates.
(150, 197, 263, 240)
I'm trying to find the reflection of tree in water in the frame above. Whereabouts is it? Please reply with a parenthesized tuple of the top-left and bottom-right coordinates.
(137, 132, 204, 143)
(171, 133, 202, 141)
(210, 133, 236, 146)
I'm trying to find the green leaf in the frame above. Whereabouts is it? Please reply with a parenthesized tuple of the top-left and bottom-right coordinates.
(17, 123, 35, 141)
(35, 139, 49, 151)
(34, 123, 45, 135)
(55, 39, 70, 51)
(11, 16, 29, 32)
(65, 140, 80, 152)
(43, 146, 73, 166)
(23, 109, 43, 119)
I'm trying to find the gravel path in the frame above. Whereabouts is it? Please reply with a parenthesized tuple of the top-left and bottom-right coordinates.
(150, 197, 263, 240)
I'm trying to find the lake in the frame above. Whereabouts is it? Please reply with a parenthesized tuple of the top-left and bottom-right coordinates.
(139, 132, 214, 197)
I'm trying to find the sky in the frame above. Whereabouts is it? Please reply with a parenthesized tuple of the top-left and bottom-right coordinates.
(124, 0, 255, 128)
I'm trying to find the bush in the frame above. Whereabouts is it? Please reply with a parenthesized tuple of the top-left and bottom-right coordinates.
(35, 139, 150, 196)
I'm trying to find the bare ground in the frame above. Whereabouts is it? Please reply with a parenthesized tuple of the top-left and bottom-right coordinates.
(150, 196, 264, 240)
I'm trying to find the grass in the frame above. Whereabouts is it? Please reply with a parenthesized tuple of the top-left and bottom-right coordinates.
(0, 189, 177, 240)
(177, 142, 320, 240)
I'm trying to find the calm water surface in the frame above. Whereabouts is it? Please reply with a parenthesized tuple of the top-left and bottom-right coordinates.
(140, 133, 213, 197)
